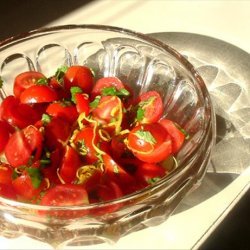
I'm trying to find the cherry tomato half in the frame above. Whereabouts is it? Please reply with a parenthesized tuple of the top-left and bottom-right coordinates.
(0, 163, 14, 185)
(59, 146, 82, 184)
(40, 184, 89, 206)
(73, 126, 99, 164)
(20, 85, 58, 104)
(159, 119, 185, 153)
(13, 71, 45, 98)
(46, 101, 78, 124)
(136, 90, 163, 124)
(4, 125, 43, 167)
(91, 77, 125, 98)
(12, 168, 45, 201)
(64, 66, 94, 94)
(0, 96, 40, 129)
(0, 120, 14, 153)
(0, 183, 17, 200)
(127, 123, 172, 163)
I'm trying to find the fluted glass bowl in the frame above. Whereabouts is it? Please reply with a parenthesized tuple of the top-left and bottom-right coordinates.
(0, 25, 215, 248)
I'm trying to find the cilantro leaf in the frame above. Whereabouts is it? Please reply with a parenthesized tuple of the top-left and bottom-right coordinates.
(36, 77, 48, 85)
(101, 87, 130, 97)
(135, 129, 157, 145)
(55, 65, 68, 83)
(26, 168, 42, 189)
(42, 113, 52, 125)
(70, 86, 83, 103)
(136, 107, 145, 121)
(147, 177, 161, 185)
(89, 96, 101, 108)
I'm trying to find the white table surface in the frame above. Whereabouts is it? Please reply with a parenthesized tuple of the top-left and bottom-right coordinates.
(1, 1, 250, 249)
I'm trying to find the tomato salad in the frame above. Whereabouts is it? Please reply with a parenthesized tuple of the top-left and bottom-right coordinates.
(0, 66, 186, 212)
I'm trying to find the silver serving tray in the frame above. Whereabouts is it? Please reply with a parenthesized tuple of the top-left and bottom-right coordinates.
(149, 32, 250, 213)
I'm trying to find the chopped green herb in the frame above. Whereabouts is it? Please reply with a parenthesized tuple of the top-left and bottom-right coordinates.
(89, 96, 101, 108)
(147, 177, 161, 185)
(135, 129, 157, 145)
(136, 107, 145, 121)
(101, 86, 130, 97)
(12, 171, 18, 180)
(26, 168, 42, 189)
(77, 139, 88, 155)
(55, 65, 68, 83)
(70, 86, 83, 103)
(42, 113, 52, 125)
(36, 77, 48, 85)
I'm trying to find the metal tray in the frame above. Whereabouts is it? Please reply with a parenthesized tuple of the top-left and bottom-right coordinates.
(149, 32, 250, 213)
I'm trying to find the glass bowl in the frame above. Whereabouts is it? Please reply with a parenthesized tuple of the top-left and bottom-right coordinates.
(0, 24, 215, 248)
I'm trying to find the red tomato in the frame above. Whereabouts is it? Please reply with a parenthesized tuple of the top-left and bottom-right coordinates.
(75, 93, 90, 115)
(0, 183, 17, 200)
(73, 126, 99, 164)
(12, 168, 45, 201)
(59, 146, 82, 184)
(0, 96, 40, 128)
(48, 76, 69, 100)
(102, 154, 135, 190)
(135, 162, 166, 186)
(91, 77, 125, 98)
(0, 163, 14, 185)
(159, 119, 185, 153)
(13, 71, 45, 98)
(41, 148, 62, 185)
(0, 120, 13, 153)
(20, 85, 58, 104)
(136, 91, 163, 123)
(44, 117, 71, 151)
(110, 133, 128, 160)
(46, 102, 78, 124)
(64, 66, 94, 94)
(5, 125, 43, 167)
(40, 184, 89, 206)
(127, 123, 172, 163)
(91, 95, 123, 135)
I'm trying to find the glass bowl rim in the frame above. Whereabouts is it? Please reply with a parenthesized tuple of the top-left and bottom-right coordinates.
(0, 24, 214, 211)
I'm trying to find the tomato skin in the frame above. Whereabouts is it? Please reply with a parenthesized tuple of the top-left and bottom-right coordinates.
(12, 169, 45, 201)
(110, 133, 128, 160)
(89, 181, 123, 215)
(159, 119, 185, 153)
(73, 127, 99, 164)
(59, 146, 82, 184)
(20, 85, 58, 104)
(0, 96, 40, 128)
(40, 184, 89, 206)
(0, 183, 17, 200)
(0, 163, 14, 185)
(46, 102, 78, 124)
(41, 148, 62, 185)
(127, 123, 172, 163)
(75, 93, 90, 115)
(4, 125, 43, 168)
(91, 77, 125, 98)
(64, 66, 94, 94)
(44, 117, 71, 151)
(136, 91, 163, 124)
(13, 71, 45, 98)
(102, 154, 135, 190)
(0, 120, 13, 153)
(135, 162, 166, 186)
